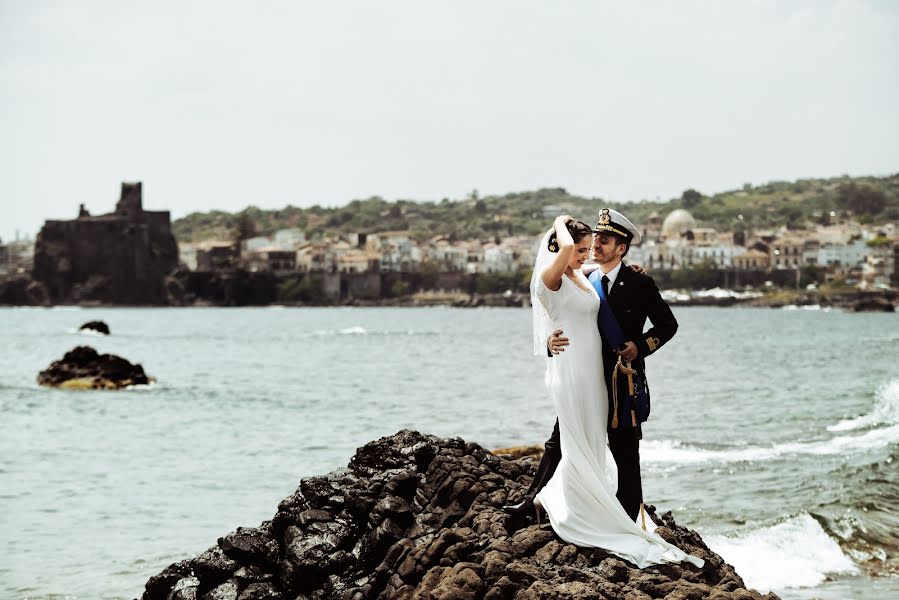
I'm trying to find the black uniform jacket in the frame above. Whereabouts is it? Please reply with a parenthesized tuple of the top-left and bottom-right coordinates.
(598, 263, 678, 426)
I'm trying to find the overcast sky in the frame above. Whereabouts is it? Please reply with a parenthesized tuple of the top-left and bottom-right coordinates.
(1, 0, 897, 241)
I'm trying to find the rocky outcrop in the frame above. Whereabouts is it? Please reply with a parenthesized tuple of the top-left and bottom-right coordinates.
(0, 275, 48, 305)
(140, 430, 777, 600)
(37, 346, 152, 389)
(849, 295, 896, 312)
(79, 320, 111, 335)
(166, 269, 279, 306)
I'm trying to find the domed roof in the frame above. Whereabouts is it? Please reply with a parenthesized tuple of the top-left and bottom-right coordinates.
(661, 209, 697, 239)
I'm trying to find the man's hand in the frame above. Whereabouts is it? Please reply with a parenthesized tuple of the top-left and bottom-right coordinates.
(629, 263, 648, 275)
(547, 329, 569, 355)
(617, 341, 639, 362)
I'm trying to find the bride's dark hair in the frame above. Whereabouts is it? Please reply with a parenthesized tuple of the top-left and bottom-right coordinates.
(548, 219, 593, 252)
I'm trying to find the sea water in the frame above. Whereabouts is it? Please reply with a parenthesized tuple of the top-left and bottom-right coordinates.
(1, 306, 897, 599)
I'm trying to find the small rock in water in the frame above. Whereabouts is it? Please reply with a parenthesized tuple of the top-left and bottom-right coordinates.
(79, 320, 110, 335)
(139, 429, 780, 600)
(37, 346, 153, 389)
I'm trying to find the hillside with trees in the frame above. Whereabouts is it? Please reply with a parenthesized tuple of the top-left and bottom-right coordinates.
(172, 173, 899, 243)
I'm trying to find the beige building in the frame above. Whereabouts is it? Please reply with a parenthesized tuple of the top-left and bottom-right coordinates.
(733, 249, 771, 270)
(296, 242, 336, 273)
(245, 247, 296, 273)
(770, 237, 805, 269)
(337, 248, 378, 274)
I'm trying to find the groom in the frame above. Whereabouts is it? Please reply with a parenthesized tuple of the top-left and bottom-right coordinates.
(506, 208, 679, 526)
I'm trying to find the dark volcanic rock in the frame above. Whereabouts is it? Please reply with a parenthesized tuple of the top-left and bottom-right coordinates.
(37, 345, 153, 389)
(79, 320, 111, 335)
(850, 296, 895, 312)
(140, 430, 779, 600)
(0, 275, 49, 305)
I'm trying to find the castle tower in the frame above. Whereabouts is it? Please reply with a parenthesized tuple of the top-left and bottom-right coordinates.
(115, 181, 143, 220)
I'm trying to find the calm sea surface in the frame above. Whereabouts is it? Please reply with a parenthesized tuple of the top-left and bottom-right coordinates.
(1, 306, 897, 599)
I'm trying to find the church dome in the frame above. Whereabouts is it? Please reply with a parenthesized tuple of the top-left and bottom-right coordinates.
(661, 209, 697, 239)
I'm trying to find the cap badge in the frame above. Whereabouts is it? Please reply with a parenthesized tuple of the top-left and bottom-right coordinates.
(598, 208, 611, 226)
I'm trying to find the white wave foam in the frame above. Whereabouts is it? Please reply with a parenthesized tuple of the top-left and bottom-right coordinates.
(780, 304, 827, 311)
(71, 328, 107, 337)
(309, 326, 368, 336)
(643, 379, 899, 466)
(339, 326, 367, 335)
(828, 380, 899, 432)
(122, 380, 158, 391)
(706, 513, 857, 592)
(643, 423, 899, 465)
(309, 327, 433, 337)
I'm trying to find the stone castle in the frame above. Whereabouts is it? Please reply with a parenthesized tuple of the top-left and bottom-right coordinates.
(33, 182, 178, 304)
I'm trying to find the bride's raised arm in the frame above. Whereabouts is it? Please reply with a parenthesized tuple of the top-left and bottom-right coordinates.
(541, 215, 576, 291)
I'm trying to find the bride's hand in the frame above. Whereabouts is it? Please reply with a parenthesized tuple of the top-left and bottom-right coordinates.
(629, 263, 648, 275)
(547, 329, 569, 354)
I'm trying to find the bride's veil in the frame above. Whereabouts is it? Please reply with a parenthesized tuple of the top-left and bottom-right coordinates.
(530, 228, 556, 355)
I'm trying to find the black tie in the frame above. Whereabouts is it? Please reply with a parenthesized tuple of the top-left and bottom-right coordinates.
(602, 275, 610, 297)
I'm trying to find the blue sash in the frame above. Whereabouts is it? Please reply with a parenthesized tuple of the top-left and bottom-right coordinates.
(588, 270, 624, 349)
(588, 269, 651, 429)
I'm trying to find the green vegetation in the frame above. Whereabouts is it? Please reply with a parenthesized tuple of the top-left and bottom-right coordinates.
(473, 269, 532, 295)
(233, 212, 258, 242)
(172, 174, 899, 243)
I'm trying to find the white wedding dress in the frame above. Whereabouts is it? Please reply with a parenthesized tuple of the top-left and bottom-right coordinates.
(534, 270, 704, 568)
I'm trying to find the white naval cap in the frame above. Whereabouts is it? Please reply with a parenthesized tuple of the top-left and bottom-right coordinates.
(593, 208, 642, 245)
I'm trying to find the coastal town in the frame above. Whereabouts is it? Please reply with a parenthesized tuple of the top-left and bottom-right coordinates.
(1, 180, 897, 307)
(178, 205, 898, 287)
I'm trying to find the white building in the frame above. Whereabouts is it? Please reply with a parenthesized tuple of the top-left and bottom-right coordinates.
(428, 240, 468, 272)
(273, 228, 306, 249)
(630, 238, 741, 270)
(817, 239, 869, 269)
(177, 242, 199, 270)
(464, 240, 485, 274)
(483, 244, 515, 273)
(372, 231, 422, 272)
(690, 244, 741, 267)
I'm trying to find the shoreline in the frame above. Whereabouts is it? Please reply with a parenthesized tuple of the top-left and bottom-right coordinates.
(0, 287, 895, 310)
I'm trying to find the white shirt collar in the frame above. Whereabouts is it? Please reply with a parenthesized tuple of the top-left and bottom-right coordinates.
(600, 261, 623, 292)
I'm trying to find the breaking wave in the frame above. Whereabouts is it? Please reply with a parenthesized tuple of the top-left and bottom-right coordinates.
(706, 513, 857, 592)
(643, 424, 899, 465)
(644, 380, 899, 465)
(828, 380, 899, 432)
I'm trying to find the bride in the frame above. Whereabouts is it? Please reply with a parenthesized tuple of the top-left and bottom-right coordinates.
(530, 215, 703, 569)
